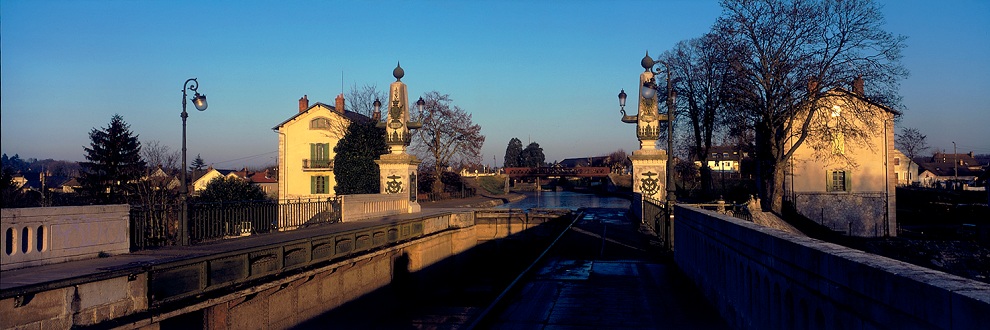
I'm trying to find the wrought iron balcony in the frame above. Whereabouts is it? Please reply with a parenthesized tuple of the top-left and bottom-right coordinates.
(303, 159, 333, 171)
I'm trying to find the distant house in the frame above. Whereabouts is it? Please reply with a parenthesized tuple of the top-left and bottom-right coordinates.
(272, 94, 369, 200)
(692, 145, 752, 177)
(914, 151, 984, 189)
(890, 149, 918, 186)
(140, 166, 180, 191)
(784, 78, 897, 237)
(192, 166, 279, 197)
(192, 167, 237, 193)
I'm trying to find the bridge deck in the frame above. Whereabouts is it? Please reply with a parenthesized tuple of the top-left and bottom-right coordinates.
(478, 208, 729, 329)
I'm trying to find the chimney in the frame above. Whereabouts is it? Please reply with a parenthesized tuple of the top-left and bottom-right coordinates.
(299, 95, 309, 113)
(852, 75, 864, 95)
(335, 93, 345, 114)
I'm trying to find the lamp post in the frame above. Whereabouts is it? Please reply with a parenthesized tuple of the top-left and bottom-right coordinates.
(180, 78, 208, 246)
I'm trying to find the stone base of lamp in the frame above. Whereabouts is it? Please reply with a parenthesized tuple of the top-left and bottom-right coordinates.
(375, 153, 422, 213)
(629, 148, 667, 202)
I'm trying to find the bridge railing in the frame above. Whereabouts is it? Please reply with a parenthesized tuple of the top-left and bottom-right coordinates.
(130, 197, 342, 250)
(641, 197, 752, 252)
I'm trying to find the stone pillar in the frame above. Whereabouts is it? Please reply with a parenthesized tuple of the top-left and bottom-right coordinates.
(630, 149, 667, 202)
(375, 63, 423, 213)
(376, 154, 422, 213)
(629, 54, 668, 202)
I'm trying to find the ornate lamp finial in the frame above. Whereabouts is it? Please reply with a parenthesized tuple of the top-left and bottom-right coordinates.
(641, 51, 654, 71)
(393, 62, 404, 81)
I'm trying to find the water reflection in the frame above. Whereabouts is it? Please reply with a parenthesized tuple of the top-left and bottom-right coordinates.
(496, 191, 630, 210)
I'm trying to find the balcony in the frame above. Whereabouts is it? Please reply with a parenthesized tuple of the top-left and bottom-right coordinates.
(303, 159, 333, 171)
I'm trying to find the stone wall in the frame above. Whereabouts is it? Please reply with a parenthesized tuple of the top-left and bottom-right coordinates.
(674, 205, 990, 329)
(1, 205, 130, 270)
(0, 274, 148, 329)
(792, 192, 892, 237)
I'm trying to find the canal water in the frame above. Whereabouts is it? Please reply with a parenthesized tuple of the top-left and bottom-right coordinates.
(496, 191, 631, 210)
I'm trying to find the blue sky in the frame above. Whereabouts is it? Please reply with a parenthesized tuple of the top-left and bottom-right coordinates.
(2, 0, 988, 169)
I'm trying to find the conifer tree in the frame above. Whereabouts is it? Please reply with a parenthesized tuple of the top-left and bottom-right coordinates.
(334, 119, 389, 195)
(79, 114, 146, 204)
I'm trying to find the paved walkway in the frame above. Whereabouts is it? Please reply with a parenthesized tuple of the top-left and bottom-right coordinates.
(479, 208, 729, 329)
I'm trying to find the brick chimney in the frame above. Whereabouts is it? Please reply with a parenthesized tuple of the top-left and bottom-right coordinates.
(299, 95, 309, 113)
(852, 75, 864, 95)
(335, 93, 345, 114)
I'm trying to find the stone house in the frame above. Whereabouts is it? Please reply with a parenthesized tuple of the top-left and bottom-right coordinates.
(272, 94, 368, 200)
(784, 78, 898, 237)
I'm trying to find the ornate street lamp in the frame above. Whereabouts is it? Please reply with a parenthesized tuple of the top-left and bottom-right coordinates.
(619, 52, 678, 225)
(180, 78, 207, 245)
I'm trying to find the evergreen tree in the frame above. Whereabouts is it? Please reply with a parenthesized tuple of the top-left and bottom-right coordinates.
(334, 119, 389, 195)
(79, 114, 146, 204)
(191, 154, 206, 171)
(196, 177, 269, 203)
(503, 138, 523, 168)
(521, 142, 545, 167)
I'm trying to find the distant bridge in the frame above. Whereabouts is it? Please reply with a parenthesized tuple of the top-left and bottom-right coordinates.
(504, 166, 610, 178)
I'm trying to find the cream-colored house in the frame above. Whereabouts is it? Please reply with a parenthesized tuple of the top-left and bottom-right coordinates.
(784, 80, 898, 237)
(192, 167, 237, 193)
(273, 94, 367, 200)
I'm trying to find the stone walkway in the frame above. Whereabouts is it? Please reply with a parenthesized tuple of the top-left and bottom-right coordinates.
(479, 208, 730, 329)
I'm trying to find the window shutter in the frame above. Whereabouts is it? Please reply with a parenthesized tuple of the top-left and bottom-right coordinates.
(322, 176, 329, 194)
(826, 171, 833, 192)
(844, 171, 852, 192)
(310, 144, 316, 160)
(311, 176, 316, 194)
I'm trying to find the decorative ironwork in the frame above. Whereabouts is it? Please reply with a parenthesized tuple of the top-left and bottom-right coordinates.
(638, 123, 660, 140)
(640, 171, 661, 196)
(385, 175, 403, 194)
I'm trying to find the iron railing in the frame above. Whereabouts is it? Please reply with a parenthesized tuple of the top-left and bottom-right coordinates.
(642, 197, 672, 251)
(130, 197, 341, 250)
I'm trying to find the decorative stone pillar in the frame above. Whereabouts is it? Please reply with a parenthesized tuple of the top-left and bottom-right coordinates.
(623, 53, 668, 202)
(375, 63, 423, 213)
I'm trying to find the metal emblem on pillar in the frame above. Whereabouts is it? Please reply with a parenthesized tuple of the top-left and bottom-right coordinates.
(374, 62, 424, 213)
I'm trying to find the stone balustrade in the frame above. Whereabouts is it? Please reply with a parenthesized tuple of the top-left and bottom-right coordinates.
(1, 205, 129, 270)
(340, 193, 410, 221)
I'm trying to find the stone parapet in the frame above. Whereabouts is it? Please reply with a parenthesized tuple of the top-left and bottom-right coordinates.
(1, 204, 130, 270)
(674, 205, 990, 329)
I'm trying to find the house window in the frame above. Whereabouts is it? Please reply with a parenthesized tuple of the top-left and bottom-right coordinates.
(310, 117, 332, 129)
(894, 157, 900, 166)
(311, 175, 329, 194)
(310, 143, 330, 168)
(827, 170, 849, 192)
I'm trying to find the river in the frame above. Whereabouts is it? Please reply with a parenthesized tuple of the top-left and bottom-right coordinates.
(495, 191, 631, 210)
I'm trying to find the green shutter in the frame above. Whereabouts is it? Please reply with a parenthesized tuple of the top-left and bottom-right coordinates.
(826, 171, 832, 192)
(311, 176, 317, 194)
(844, 170, 852, 192)
(310, 143, 316, 160)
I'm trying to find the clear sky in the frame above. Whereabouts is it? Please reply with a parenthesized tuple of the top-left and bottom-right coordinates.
(2, 0, 988, 169)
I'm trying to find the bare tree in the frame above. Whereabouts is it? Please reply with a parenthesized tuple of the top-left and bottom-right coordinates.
(663, 33, 732, 198)
(412, 91, 485, 193)
(717, 0, 907, 212)
(895, 127, 929, 162)
(346, 83, 387, 119)
(134, 140, 181, 246)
